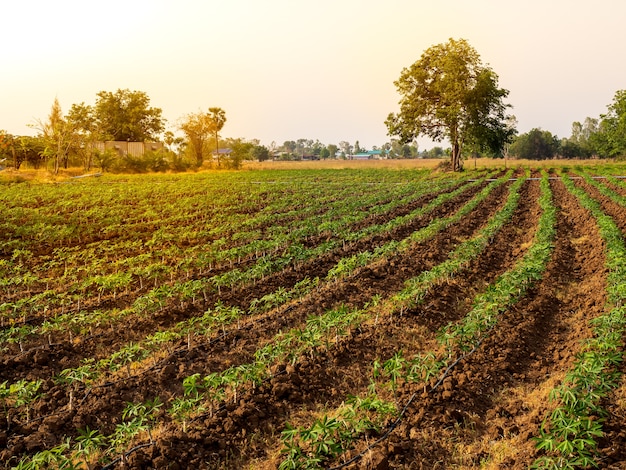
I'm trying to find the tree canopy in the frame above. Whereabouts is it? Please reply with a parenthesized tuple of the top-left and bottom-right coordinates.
(591, 90, 626, 157)
(76, 89, 165, 142)
(509, 128, 560, 160)
(386, 38, 514, 171)
(178, 107, 227, 167)
(40, 98, 76, 173)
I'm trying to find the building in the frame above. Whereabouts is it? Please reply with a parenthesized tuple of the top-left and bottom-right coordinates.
(211, 148, 233, 157)
(92, 141, 164, 157)
(348, 150, 388, 160)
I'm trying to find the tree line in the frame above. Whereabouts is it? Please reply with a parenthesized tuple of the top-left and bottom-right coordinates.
(0, 90, 271, 173)
(385, 38, 626, 169)
(507, 90, 626, 160)
(0, 88, 426, 174)
(2, 42, 625, 174)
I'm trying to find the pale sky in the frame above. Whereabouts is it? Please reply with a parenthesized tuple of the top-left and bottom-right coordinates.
(1, 0, 625, 150)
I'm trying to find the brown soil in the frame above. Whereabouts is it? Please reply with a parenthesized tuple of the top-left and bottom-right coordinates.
(2, 173, 624, 470)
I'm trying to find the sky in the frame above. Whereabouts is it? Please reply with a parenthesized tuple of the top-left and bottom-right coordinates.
(1, 0, 625, 150)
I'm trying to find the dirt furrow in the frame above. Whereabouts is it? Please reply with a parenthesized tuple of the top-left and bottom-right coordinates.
(383, 178, 608, 469)
(0, 181, 483, 384)
(119, 179, 542, 468)
(0, 180, 508, 467)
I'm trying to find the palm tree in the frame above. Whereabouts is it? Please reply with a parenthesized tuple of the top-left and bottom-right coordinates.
(208, 107, 227, 167)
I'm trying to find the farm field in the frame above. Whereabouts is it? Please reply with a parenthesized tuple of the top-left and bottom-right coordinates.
(1, 163, 626, 469)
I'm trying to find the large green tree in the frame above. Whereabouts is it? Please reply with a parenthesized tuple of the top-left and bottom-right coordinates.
(93, 89, 164, 141)
(386, 38, 513, 171)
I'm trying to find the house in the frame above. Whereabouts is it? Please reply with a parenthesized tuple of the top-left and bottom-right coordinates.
(92, 141, 163, 157)
(212, 148, 232, 157)
(348, 150, 388, 160)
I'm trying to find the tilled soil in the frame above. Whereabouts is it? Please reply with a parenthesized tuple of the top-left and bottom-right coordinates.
(2, 171, 625, 470)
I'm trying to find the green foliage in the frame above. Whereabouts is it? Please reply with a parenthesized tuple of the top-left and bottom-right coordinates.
(591, 90, 626, 158)
(279, 395, 397, 469)
(1, 379, 43, 422)
(93, 89, 164, 142)
(509, 128, 560, 160)
(386, 38, 513, 170)
(533, 172, 626, 468)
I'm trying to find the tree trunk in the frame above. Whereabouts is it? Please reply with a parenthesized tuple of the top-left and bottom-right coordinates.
(215, 131, 220, 167)
(451, 141, 463, 171)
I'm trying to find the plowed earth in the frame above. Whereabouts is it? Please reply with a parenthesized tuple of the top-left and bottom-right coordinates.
(2, 169, 626, 470)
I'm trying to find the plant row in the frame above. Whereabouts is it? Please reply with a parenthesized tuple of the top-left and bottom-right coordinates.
(0, 175, 478, 351)
(278, 172, 556, 469)
(8, 171, 507, 468)
(0, 172, 459, 335)
(532, 174, 626, 469)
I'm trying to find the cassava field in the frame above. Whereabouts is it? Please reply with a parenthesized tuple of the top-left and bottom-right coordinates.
(2, 162, 626, 469)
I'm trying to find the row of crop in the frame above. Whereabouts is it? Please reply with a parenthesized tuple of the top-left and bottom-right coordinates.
(124, 171, 524, 466)
(0, 175, 482, 450)
(326, 170, 513, 282)
(33, 174, 498, 384)
(0, 171, 452, 326)
(0, 169, 447, 256)
(9, 169, 513, 468)
(278, 172, 555, 469)
(6, 172, 507, 467)
(531, 173, 626, 468)
(8, 399, 163, 470)
(0, 173, 273, 254)
(0, 170, 371, 279)
(0, 173, 388, 293)
(0, 174, 487, 401)
(0, 175, 478, 349)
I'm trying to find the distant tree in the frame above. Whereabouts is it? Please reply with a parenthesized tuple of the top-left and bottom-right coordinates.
(558, 118, 596, 159)
(338, 141, 352, 158)
(163, 131, 185, 155)
(509, 128, 559, 160)
(94, 89, 164, 141)
(401, 144, 412, 158)
(66, 102, 100, 170)
(311, 140, 323, 157)
(559, 138, 590, 159)
(222, 138, 252, 169)
(386, 38, 513, 171)
(591, 90, 626, 157)
(0, 131, 17, 169)
(354, 140, 362, 154)
(423, 146, 446, 158)
(327, 144, 338, 159)
(16, 136, 45, 169)
(381, 142, 391, 158)
(179, 112, 211, 167)
(319, 147, 330, 160)
(268, 141, 278, 156)
(38, 98, 77, 173)
(93, 147, 118, 173)
(208, 107, 227, 166)
(282, 141, 297, 153)
(179, 109, 226, 168)
(389, 139, 405, 158)
(570, 117, 598, 151)
(250, 144, 270, 162)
